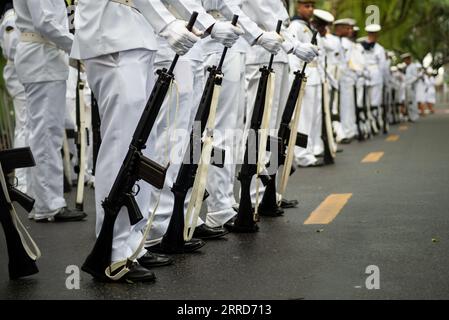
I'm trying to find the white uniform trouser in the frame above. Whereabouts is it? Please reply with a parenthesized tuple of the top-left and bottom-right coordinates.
(147, 58, 204, 242)
(311, 84, 323, 156)
(340, 79, 357, 139)
(203, 51, 245, 228)
(369, 84, 384, 127)
(85, 49, 155, 263)
(295, 84, 321, 167)
(407, 85, 420, 122)
(12, 92, 29, 192)
(244, 62, 289, 205)
(24, 81, 67, 213)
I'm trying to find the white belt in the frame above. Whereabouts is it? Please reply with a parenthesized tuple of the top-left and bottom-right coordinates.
(110, 0, 137, 10)
(20, 32, 55, 47)
(207, 10, 226, 21)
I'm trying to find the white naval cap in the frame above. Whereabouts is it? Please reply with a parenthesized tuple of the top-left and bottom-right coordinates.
(365, 24, 382, 33)
(313, 9, 335, 24)
(334, 18, 356, 26)
(391, 66, 398, 72)
(400, 53, 412, 60)
(353, 26, 360, 32)
(427, 67, 434, 74)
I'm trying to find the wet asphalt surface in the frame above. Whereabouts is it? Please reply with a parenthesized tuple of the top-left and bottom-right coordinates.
(1, 105, 449, 300)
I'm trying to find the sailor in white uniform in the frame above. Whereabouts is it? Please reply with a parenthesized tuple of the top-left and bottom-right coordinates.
(359, 24, 387, 133)
(0, 2, 28, 192)
(71, 0, 207, 282)
(13, 0, 86, 221)
(402, 53, 421, 122)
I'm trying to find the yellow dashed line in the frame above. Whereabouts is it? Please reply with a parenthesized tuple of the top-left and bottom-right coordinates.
(361, 152, 385, 163)
(399, 125, 408, 131)
(386, 134, 400, 142)
(304, 194, 353, 225)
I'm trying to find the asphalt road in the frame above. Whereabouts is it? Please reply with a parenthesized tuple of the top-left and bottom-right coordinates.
(1, 105, 449, 300)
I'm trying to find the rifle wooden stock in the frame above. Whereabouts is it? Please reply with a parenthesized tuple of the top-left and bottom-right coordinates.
(82, 12, 199, 281)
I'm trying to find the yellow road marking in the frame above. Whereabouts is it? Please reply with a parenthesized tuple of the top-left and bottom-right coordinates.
(399, 125, 408, 131)
(304, 194, 353, 225)
(386, 134, 400, 142)
(361, 152, 384, 163)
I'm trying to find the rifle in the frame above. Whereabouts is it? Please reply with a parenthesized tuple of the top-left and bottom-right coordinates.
(258, 32, 317, 215)
(363, 84, 378, 136)
(354, 84, 365, 141)
(159, 15, 239, 253)
(227, 20, 282, 233)
(81, 12, 199, 280)
(75, 60, 88, 210)
(0, 147, 41, 279)
(91, 93, 101, 176)
(321, 79, 336, 165)
(381, 84, 390, 134)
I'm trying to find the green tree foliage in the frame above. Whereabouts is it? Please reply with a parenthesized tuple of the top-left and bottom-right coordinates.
(290, 0, 449, 66)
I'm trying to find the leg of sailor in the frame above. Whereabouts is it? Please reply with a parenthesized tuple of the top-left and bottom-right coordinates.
(147, 46, 204, 243)
(200, 50, 242, 228)
(85, 49, 156, 262)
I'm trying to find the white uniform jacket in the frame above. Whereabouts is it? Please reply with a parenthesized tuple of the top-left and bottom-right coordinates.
(13, 0, 73, 83)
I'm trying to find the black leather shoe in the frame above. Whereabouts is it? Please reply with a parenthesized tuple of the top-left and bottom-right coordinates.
(340, 138, 352, 144)
(192, 224, 229, 240)
(54, 207, 87, 222)
(224, 216, 259, 233)
(137, 252, 174, 268)
(146, 238, 205, 254)
(258, 206, 284, 217)
(35, 207, 87, 222)
(90, 262, 156, 283)
(280, 198, 299, 209)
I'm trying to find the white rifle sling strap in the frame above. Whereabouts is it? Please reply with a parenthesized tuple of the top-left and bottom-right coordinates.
(323, 78, 337, 157)
(278, 75, 307, 203)
(76, 78, 87, 207)
(184, 75, 223, 241)
(105, 80, 179, 281)
(254, 72, 276, 219)
(0, 164, 41, 261)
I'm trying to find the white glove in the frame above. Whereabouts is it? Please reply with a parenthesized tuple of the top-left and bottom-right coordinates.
(160, 20, 200, 56)
(292, 42, 319, 63)
(210, 21, 244, 48)
(256, 31, 283, 55)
